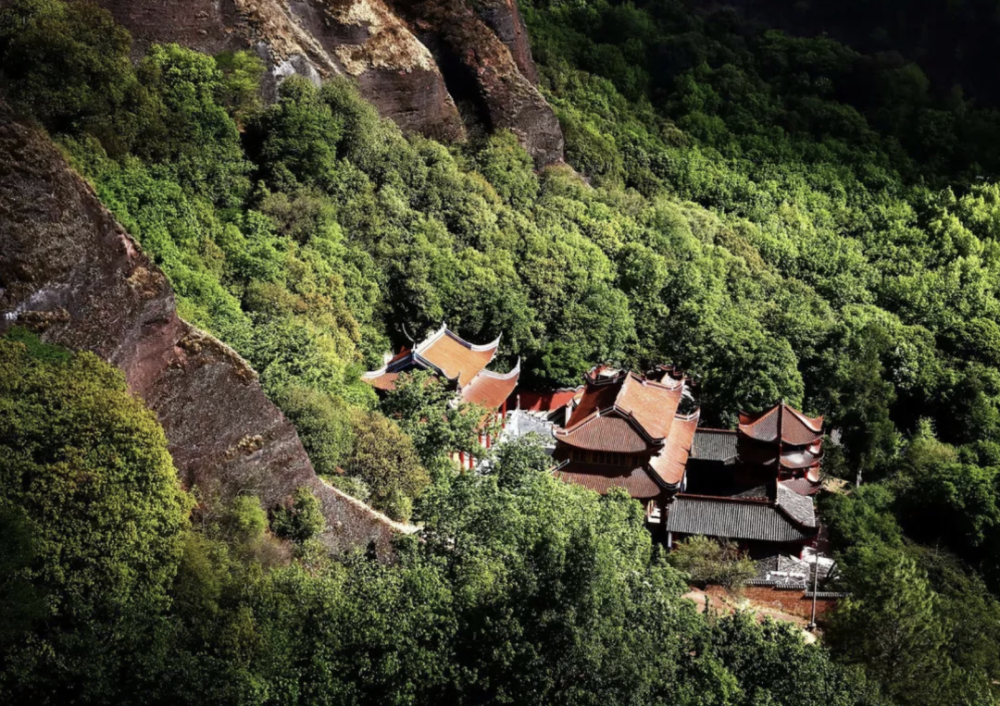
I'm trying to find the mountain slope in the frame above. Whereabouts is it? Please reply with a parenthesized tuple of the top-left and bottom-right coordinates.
(65, 0, 563, 163)
(0, 102, 412, 556)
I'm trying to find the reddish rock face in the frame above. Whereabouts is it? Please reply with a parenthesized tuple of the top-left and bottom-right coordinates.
(63, 0, 467, 142)
(47, 0, 559, 160)
(285, 0, 466, 141)
(391, 0, 564, 165)
(0, 104, 411, 557)
(75, 0, 251, 56)
(472, 0, 539, 84)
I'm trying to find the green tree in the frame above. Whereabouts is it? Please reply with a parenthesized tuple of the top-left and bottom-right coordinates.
(275, 385, 355, 478)
(667, 536, 757, 592)
(0, 336, 191, 701)
(0, 0, 148, 154)
(828, 546, 949, 705)
(344, 410, 429, 522)
(380, 370, 488, 466)
(271, 487, 325, 543)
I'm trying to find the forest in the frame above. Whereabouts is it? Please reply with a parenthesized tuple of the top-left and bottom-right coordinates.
(2, 0, 1000, 704)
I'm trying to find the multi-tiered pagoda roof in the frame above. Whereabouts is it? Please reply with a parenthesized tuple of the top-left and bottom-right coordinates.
(552, 366, 699, 501)
(737, 402, 823, 481)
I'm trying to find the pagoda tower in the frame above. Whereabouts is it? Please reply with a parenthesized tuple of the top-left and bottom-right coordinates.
(736, 402, 823, 484)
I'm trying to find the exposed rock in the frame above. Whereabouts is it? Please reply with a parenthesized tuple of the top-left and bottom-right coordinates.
(472, 0, 538, 84)
(392, 0, 563, 165)
(53, 0, 558, 159)
(284, 0, 466, 142)
(66, 0, 466, 142)
(0, 103, 415, 558)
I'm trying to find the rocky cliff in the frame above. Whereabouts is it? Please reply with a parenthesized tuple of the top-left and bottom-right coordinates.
(72, 0, 563, 163)
(0, 104, 414, 557)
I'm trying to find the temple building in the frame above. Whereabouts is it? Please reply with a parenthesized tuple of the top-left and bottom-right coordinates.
(362, 324, 520, 469)
(686, 402, 824, 495)
(669, 401, 825, 556)
(513, 368, 825, 556)
(550, 365, 700, 525)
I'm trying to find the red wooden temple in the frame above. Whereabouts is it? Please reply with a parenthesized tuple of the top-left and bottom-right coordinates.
(362, 323, 519, 469)
(550, 365, 700, 524)
(522, 365, 825, 556)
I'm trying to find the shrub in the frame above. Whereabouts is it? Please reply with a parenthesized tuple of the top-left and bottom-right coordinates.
(667, 536, 756, 592)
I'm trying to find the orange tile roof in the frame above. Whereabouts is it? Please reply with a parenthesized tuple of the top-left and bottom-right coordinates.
(417, 328, 499, 388)
(361, 371, 399, 391)
(565, 378, 622, 428)
(554, 415, 650, 452)
(564, 370, 683, 443)
(649, 412, 699, 486)
(362, 325, 504, 393)
(616, 373, 682, 440)
(462, 362, 521, 411)
(554, 462, 663, 499)
(739, 403, 822, 446)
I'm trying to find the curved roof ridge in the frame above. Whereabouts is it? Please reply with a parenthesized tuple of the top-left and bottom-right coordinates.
(785, 403, 823, 431)
(414, 322, 449, 355)
(610, 407, 664, 445)
(675, 492, 772, 505)
(467, 331, 502, 353)
(361, 365, 389, 379)
(738, 405, 778, 425)
(475, 357, 521, 381)
(555, 411, 605, 436)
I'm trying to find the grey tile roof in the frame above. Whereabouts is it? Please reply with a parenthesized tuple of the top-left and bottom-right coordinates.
(733, 485, 769, 499)
(691, 429, 738, 462)
(776, 483, 817, 528)
(665, 495, 813, 543)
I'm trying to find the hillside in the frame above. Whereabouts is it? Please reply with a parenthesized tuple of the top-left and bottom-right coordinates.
(40, 0, 565, 163)
(2, 0, 1000, 705)
(0, 101, 410, 555)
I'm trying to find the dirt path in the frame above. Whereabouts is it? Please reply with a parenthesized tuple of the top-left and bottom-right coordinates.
(683, 587, 819, 644)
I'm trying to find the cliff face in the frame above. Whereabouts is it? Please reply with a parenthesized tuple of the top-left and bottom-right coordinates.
(0, 104, 413, 557)
(73, 0, 562, 163)
(393, 0, 563, 165)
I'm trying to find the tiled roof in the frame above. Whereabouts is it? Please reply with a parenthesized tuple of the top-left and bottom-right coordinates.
(564, 369, 683, 442)
(781, 478, 822, 496)
(739, 442, 823, 470)
(691, 429, 738, 462)
(665, 495, 814, 543)
(387, 346, 411, 366)
(754, 554, 836, 586)
(649, 413, 699, 486)
(616, 373, 682, 439)
(776, 483, 817, 528)
(462, 361, 521, 410)
(513, 388, 581, 413)
(739, 403, 823, 445)
(360, 371, 399, 391)
(554, 415, 650, 452)
(417, 326, 499, 388)
(733, 485, 769, 499)
(565, 377, 622, 428)
(362, 325, 502, 392)
(554, 461, 663, 499)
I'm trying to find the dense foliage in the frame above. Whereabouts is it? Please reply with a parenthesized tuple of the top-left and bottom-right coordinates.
(0, 332, 191, 700)
(0, 354, 878, 706)
(4, 0, 1000, 703)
